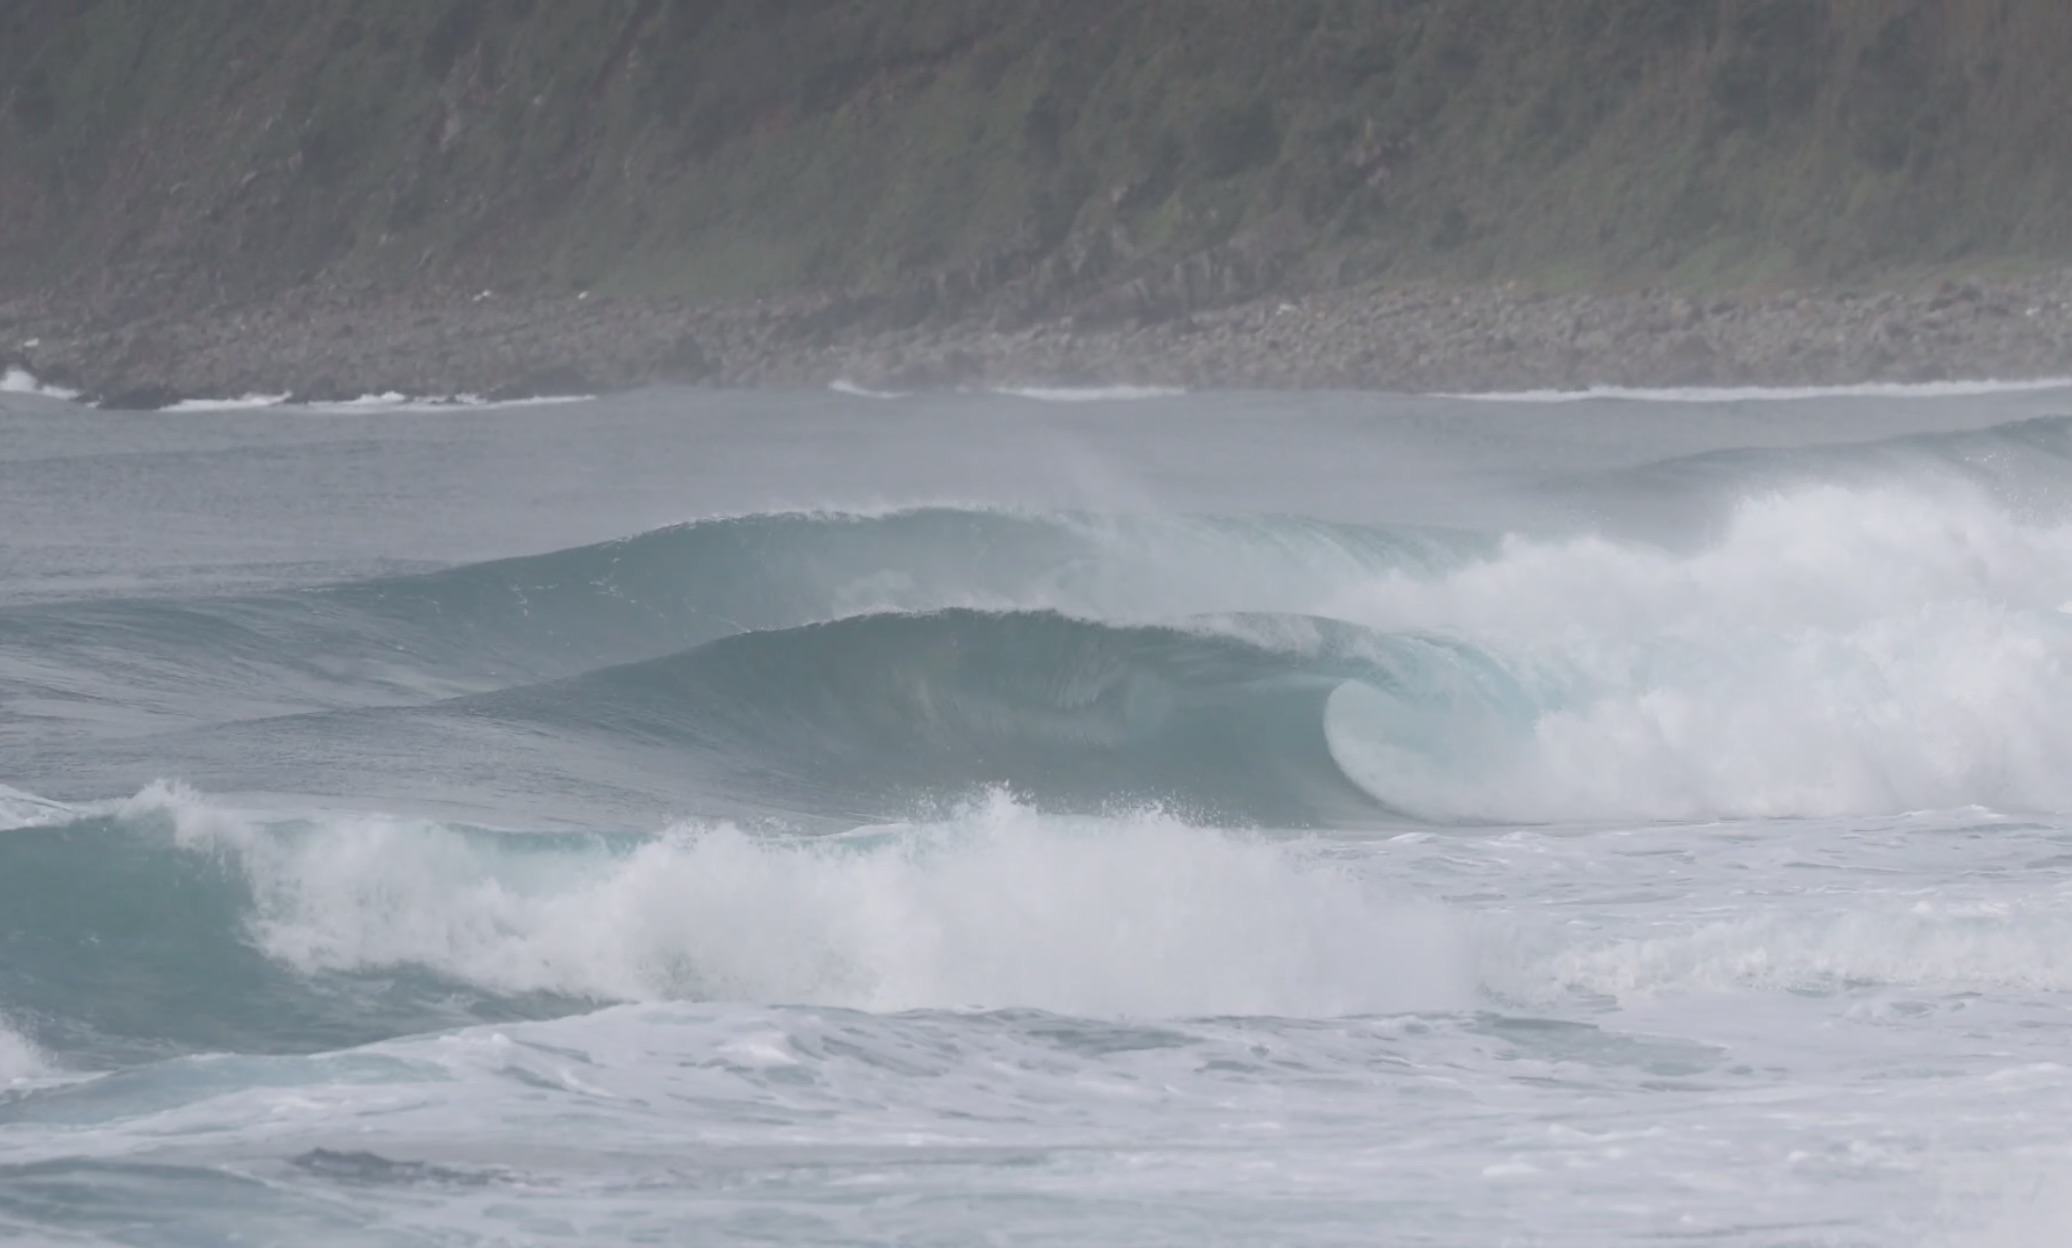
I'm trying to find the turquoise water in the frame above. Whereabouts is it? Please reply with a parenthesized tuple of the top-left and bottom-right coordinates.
(6, 381, 2072, 1245)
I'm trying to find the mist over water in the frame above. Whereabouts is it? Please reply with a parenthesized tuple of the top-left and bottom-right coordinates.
(5, 382, 2072, 1245)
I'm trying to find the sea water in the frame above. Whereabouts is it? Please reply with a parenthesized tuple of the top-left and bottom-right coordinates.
(4, 380, 2072, 1245)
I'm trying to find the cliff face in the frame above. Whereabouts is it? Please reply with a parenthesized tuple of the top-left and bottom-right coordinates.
(5, 0, 2072, 328)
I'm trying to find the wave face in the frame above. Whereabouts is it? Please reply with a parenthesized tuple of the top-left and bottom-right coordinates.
(467, 609, 1526, 825)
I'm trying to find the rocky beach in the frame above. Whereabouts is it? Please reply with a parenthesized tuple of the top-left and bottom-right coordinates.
(6, 268, 2072, 406)
(10, 3, 2072, 405)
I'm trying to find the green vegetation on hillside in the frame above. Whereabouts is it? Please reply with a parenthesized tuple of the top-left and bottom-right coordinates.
(5, 0, 2071, 320)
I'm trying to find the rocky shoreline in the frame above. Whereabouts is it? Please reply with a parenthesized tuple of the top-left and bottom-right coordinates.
(6, 269, 2072, 407)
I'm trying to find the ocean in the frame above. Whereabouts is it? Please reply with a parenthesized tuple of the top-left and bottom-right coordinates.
(4, 379, 2072, 1245)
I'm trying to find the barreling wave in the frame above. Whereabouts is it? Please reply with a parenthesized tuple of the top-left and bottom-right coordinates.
(0, 787, 1470, 1062)
(39, 473, 2072, 827)
(20, 426, 2072, 826)
(465, 608, 1527, 826)
(204, 470, 2072, 825)
(0, 508, 1483, 741)
(230, 507, 1488, 664)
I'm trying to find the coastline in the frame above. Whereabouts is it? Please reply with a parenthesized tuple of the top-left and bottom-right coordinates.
(6, 269, 2072, 408)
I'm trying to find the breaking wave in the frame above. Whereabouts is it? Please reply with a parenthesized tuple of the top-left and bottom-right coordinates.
(21, 465, 2072, 827)
(0, 786, 1469, 1061)
(0, 366, 80, 401)
(400, 476, 2072, 824)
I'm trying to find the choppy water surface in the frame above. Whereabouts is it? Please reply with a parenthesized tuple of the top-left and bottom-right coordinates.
(6, 381, 2072, 1245)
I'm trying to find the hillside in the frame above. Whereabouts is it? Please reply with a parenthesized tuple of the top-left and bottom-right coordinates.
(4, 0, 2072, 396)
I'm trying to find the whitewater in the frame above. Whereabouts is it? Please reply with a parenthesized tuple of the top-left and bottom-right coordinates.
(5, 382, 2072, 1245)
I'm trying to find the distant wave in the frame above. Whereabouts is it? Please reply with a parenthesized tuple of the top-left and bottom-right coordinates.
(1443, 378, 2072, 403)
(1559, 414, 2072, 511)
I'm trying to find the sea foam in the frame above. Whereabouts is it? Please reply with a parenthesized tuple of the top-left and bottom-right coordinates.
(124, 785, 1470, 1019)
(1512, 904, 2072, 1005)
(0, 1016, 45, 1084)
(0, 366, 80, 400)
(1321, 483, 2072, 821)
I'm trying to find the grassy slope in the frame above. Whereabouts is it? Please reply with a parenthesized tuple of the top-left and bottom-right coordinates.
(4, 0, 2071, 314)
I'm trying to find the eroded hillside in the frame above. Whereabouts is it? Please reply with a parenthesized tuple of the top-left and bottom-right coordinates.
(4, 0, 2072, 328)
